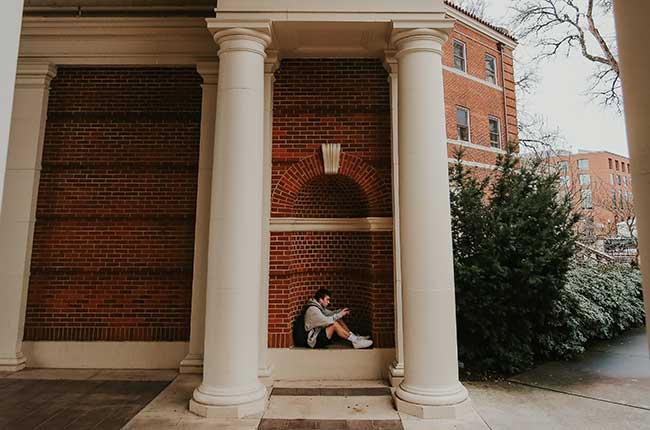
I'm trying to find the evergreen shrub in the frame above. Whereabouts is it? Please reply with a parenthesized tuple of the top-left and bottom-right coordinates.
(450, 148, 644, 376)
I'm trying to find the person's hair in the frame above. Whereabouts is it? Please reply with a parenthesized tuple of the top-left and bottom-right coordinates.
(314, 288, 331, 301)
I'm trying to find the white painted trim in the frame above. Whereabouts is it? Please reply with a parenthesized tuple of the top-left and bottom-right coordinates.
(22, 342, 189, 369)
(447, 158, 496, 170)
(451, 38, 467, 73)
(443, 65, 503, 92)
(269, 348, 395, 380)
(455, 106, 471, 143)
(487, 116, 502, 150)
(270, 217, 393, 232)
(485, 52, 498, 85)
(448, 138, 505, 154)
(19, 17, 217, 65)
(444, 6, 517, 50)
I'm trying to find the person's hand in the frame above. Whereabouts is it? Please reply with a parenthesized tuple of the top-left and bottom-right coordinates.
(339, 308, 351, 317)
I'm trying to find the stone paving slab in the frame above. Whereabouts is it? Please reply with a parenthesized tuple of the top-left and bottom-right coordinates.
(0, 379, 170, 430)
(272, 387, 392, 396)
(258, 418, 403, 429)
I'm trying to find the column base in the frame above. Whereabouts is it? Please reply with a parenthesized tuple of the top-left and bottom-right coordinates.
(179, 354, 203, 374)
(394, 382, 470, 419)
(388, 362, 404, 388)
(258, 364, 274, 387)
(0, 353, 26, 372)
(394, 394, 472, 420)
(189, 396, 267, 419)
(190, 383, 268, 418)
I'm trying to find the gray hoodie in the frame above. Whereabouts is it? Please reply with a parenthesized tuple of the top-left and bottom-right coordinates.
(303, 298, 342, 348)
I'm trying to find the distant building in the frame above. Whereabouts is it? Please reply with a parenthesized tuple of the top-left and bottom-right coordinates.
(550, 150, 634, 238)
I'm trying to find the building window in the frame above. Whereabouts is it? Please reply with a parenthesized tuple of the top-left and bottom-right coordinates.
(453, 40, 467, 72)
(625, 191, 629, 206)
(617, 175, 621, 185)
(581, 190, 592, 209)
(485, 54, 497, 84)
(558, 160, 568, 172)
(609, 173, 614, 185)
(579, 174, 590, 186)
(608, 158, 613, 169)
(456, 107, 470, 142)
(488, 116, 501, 148)
(560, 175, 570, 187)
(611, 190, 617, 208)
(623, 176, 627, 186)
(577, 159, 589, 170)
(619, 190, 624, 207)
(615, 160, 619, 170)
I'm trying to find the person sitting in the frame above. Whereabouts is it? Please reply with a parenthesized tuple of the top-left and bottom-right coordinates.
(303, 288, 373, 349)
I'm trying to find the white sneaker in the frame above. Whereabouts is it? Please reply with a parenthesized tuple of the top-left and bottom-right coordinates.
(352, 338, 373, 349)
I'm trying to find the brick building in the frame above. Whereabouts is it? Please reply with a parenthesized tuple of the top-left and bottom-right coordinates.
(0, 0, 517, 421)
(552, 150, 634, 238)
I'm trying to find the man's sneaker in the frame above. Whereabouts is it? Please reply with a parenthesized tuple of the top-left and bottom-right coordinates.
(352, 338, 373, 349)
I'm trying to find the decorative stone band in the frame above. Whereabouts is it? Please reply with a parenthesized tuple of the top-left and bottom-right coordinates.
(321, 143, 341, 175)
(270, 217, 393, 232)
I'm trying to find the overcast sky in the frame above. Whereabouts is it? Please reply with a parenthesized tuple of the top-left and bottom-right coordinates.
(479, 0, 629, 157)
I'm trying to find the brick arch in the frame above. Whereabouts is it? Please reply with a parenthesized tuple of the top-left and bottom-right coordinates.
(271, 152, 392, 218)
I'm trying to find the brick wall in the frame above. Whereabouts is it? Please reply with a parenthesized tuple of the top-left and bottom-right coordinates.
(24, 67, 202, 341)
(270, 59, 394, 348)
(443, 22, 518, 162)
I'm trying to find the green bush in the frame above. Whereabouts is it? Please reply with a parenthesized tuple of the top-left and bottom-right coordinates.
(537, 261, 645, 359)
(451, 148, 579, 374)
(449, 148, 644, 376)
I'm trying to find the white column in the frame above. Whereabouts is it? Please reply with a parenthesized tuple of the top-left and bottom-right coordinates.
(0, 63, 57, 371)
(258, 52, 279, 384)
(0, 0, 24, 211)
(189, 26, 270, 418)
(384, 53, 405, 387)
(391, 28, 470, 419)
(180, 63, 219, 374)
(614, 0, 650, 341)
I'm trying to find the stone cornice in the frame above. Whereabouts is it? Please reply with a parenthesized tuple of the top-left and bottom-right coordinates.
(19, 17, 217, 65)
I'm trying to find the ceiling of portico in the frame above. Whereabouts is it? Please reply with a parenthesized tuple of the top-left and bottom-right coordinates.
(270, 21, 390, 58)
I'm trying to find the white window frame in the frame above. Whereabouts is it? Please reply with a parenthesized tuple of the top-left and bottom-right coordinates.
(578, 174, 591, 186)
(609, 173, 614, 185)
(485, 53, 497, 84)
(558, 160, 568, 172)
(488, 116, 501, 149)
(453, 39, 467, 72)
(456, 106, 471, 142)
(581, 189, 592, 209)
(577, 159, 589, 170)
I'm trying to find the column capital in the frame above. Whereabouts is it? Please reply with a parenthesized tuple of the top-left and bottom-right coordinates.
(264, 50, 280, 75)
(196, 62, 219, 85)
(207, 20, 272, 57)
(14, 63, 57, 89)
(390, 27, 452, 58)
(383, 50, 398, 75)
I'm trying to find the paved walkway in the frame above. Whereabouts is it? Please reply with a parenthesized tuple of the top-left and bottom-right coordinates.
(0, 369, 176, 430)
(1, 328, 648, 429)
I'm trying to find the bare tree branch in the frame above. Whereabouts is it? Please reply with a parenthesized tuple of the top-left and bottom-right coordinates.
(511, 0, 621, 109)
